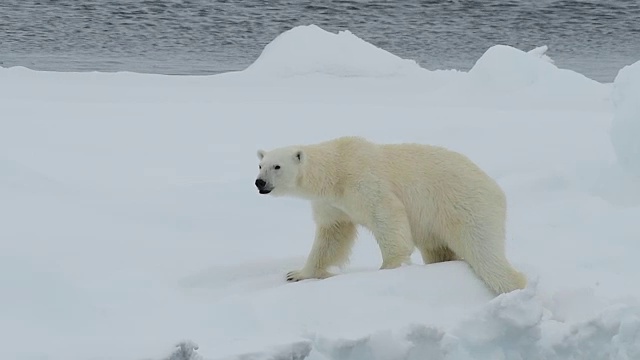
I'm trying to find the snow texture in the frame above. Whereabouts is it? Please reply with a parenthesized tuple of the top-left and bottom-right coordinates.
(1, 24, 639, 360)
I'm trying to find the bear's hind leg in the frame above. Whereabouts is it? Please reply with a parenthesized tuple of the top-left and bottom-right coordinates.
(286, 221, 357, 282)
(446, 227, 527, 294)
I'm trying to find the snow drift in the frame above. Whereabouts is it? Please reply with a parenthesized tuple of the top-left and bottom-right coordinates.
(1, 24, 639, 360)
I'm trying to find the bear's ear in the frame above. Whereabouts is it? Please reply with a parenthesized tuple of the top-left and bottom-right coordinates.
(294, 150, 304, 163)
(257, 149, 266, 160)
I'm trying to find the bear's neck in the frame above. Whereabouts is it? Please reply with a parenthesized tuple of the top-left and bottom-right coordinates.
(295, 149, 342, 200)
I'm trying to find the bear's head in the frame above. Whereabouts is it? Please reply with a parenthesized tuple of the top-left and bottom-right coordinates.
(255, 146, 304, 196)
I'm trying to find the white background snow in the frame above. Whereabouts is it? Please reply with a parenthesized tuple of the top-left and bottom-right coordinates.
(1, 25, 640, 360)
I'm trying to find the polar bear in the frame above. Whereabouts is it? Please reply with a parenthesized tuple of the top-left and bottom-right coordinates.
(255, 136, 526, 294)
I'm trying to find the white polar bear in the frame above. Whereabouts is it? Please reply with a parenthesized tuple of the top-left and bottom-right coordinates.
(255, 136, 526, 294)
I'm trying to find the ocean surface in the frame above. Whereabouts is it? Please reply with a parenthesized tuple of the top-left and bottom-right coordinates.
(1, 0, 639, 82)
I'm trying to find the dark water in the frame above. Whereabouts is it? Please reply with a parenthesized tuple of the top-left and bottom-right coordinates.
(1, 0, 639, 82)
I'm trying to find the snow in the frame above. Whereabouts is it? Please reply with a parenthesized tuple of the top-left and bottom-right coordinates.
(610, 60, 640, 178)
(1, 24, 639, 360)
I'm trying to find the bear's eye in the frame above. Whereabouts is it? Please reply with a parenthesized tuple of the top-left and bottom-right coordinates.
(259, 165, 262, 169)
(274, 165, 281, 170)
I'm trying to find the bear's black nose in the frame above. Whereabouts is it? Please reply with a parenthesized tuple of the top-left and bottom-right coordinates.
(255, 178, 266, 189)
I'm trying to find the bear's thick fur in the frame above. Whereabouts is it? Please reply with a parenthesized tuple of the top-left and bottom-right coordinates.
(255, 136, 526, 294)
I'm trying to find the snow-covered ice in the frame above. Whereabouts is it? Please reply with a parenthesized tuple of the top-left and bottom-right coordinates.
(1, 24, 639, 360)
(243, 24, 422, 78)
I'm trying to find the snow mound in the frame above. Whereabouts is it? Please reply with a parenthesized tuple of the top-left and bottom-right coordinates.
(210, 286, 640, 360)
(185, 262, 495, 359)
(468, 45, 601, 95)
(610, 60, 640, 178)
(243, 24, 423, 78)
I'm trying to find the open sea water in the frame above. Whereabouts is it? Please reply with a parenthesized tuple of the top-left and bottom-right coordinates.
(1, 0, 639, 82)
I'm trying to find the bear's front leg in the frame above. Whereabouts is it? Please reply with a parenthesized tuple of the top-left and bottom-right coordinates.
(368, 196, 414, 270)
(286, 219, 357, 282)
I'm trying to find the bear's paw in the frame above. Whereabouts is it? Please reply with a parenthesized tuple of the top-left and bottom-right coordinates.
(285, 269, 334, 282)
